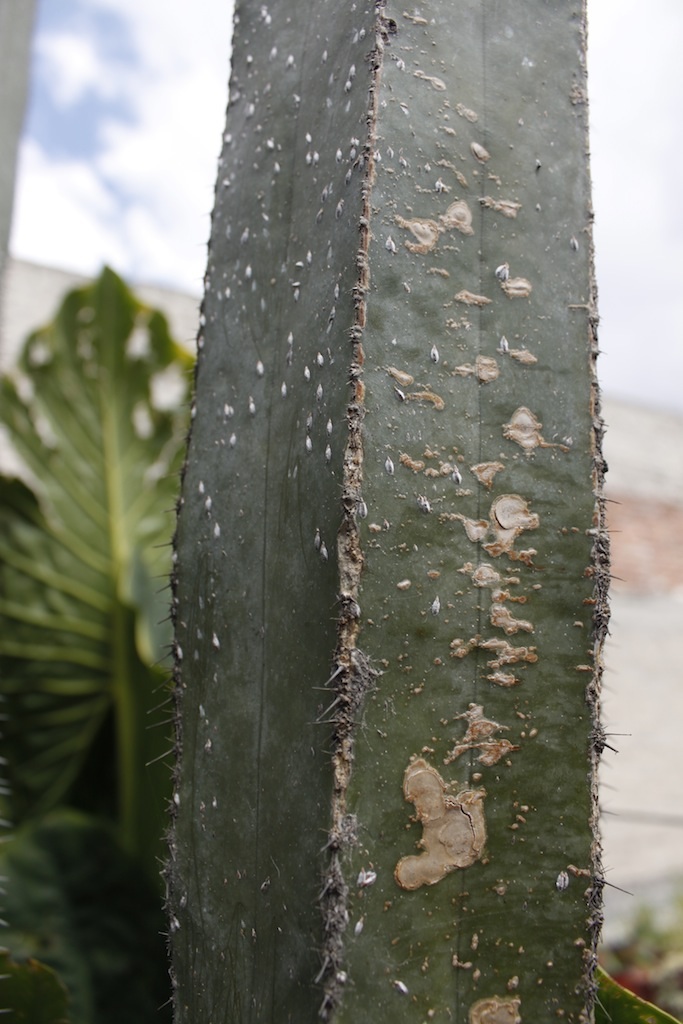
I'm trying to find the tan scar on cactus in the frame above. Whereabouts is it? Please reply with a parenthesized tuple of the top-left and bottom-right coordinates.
(394, 758, 486, 890)
(469, 995, 521, 1024)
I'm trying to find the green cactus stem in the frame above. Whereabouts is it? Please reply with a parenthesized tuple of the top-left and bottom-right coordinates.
(168, 2, 608, 1021)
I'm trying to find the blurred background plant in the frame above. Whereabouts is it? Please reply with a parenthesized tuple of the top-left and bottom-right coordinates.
(600, 890, 683, 1022)
(0, 267, 191, 1022)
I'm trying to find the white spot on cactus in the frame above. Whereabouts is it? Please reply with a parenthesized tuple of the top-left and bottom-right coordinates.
(387, 366, 414, 387)
(470, 141, 490, 163)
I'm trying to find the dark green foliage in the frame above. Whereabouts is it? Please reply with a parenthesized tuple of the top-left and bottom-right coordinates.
(596, 968, 681, 1024)
(0, 952, 70, 1024)
(0, 812, 171, 1024)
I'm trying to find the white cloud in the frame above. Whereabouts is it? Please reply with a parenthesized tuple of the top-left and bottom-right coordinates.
(11, 138, 128, 277)
(11, 0, 233, 293)
(34, 31, 109, 108)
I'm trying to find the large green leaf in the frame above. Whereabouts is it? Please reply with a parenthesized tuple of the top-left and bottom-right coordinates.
(0, 267, 192, 870)
(596, 968, 681, 1024)
(0, 810, 172, 1024)
(0, 952, 70, 1024)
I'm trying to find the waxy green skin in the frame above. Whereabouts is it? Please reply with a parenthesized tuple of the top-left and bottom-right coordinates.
(168, 2, 606, 1022)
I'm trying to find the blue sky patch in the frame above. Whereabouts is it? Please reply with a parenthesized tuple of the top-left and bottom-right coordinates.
(24, 0, 137, 159)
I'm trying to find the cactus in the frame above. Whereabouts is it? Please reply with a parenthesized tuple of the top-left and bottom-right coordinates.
(168, 2, 608, 1021)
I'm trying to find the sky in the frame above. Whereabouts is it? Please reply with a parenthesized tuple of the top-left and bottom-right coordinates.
(8, 0, 683, 414)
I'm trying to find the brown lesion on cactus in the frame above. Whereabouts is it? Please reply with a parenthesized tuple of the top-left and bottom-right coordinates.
(394, 758, 486, 890)
(479, 195, 521, 218)
(456, 102, 479, 122)
(500, 276, 532, 298)
(503, 406, 571, 453)
(444, 704, 520, 767)
(454, 288, 492, 306)
(450, 635, 538, 672)
(404, 389, 445, 411)
(489, 600, 534, 635)
(459, 559, 535, 636)
(469, 995, 521, 1024)
(470, 461, 505, 489)
(508, 347, 537, 365)
(439, 199, 474, 235)
(399, 452, 426, 473)
(413, 69, 447, 91)
(453, 355, 499, 383)
(443, 494, 539, 561)
(394, 214, 440, 253)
